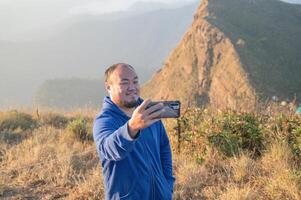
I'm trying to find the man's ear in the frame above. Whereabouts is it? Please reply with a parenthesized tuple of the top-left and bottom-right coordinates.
(105, 82, 111, 95)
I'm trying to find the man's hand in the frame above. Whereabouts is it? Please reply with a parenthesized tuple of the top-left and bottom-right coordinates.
(128, 99, 163, 138)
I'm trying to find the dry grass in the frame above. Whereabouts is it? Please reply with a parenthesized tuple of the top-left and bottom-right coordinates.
(0, 124, 99, 199)
(1, 107, 301, 199)
(259, 142, 300, 200)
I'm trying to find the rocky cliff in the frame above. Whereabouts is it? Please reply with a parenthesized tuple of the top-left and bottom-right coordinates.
(141, 0, 301, 110)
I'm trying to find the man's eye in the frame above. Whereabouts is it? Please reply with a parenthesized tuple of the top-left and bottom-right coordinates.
(120, 82, 128, 85)
(133, 81, 138, 84)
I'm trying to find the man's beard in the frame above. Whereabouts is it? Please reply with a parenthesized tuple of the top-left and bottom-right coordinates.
(122, 99, 139, 108)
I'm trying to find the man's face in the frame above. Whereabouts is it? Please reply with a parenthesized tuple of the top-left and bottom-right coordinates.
(106, 65, 140, 108)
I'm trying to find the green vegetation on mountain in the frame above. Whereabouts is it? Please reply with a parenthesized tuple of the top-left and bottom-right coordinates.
(206, 0, 301, 100)
(142, 0, 301, 110)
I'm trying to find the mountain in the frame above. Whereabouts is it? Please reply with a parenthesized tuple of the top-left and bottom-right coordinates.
(0, 2, 199, 109)
(141, 0, 301, 110)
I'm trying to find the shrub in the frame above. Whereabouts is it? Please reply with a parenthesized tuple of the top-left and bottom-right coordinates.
(208, 112, 265, 157)
(288, 126, 301, 161)
(41, 112, 69, 129)
(267, 115, 301, 162)
(176, 108, 209, 155)
(0, 110, 37, 132)
(0, 147, 5, 162)
(178, 108, 205, 142)
(67, 117, 92, 141)
(177, 109, 265, 158)
(0, 131, 25, 145)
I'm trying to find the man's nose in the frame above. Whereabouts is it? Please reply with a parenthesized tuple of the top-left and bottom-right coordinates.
(128, 82, 137, 90)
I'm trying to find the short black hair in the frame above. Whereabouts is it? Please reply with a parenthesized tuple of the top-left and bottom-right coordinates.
(104, 63, 134, 83)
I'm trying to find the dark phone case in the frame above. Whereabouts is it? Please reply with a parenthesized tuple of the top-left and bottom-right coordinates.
(146, 101, 181, 118)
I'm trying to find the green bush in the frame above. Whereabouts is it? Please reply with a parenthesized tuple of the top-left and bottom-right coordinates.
(173, 108, 301, 160)
(177, 109, 265, 158)
(0, 131, 25, 145)
(41, 112, 69, 129)
(0, 147, 5, 162)
(208, 112, 264, 157)
(67, 117, 92, 141)
(178, 108, 205, 142)
(266, 115, 301, 162)
(0, 110, 37, 132)
(288, 126, 301, 161)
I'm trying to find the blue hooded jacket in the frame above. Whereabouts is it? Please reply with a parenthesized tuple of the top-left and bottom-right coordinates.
(93, 96, 175, 200)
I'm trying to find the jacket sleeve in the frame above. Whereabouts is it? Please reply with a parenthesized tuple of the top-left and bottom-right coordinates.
(159, 121, 176, 193)
(93, 114, 140, 161)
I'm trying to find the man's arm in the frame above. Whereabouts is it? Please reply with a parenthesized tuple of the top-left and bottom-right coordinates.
(93, 99, 164, 162)
(159, 121, 176, 193)
(93, 115, 139, 161)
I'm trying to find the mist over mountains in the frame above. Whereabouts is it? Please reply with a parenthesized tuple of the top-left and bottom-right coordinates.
(1, 0, 301, 109)
(0, 1, 198, 109)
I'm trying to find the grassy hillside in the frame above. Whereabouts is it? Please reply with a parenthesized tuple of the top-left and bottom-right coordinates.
(206, 0, 301, 100)
(1, 103, 300, 199)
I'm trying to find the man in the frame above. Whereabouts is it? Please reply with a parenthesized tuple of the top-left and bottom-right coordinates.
(93, 63, 175, 200)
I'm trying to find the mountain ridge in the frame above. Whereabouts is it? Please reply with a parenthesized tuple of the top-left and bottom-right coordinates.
(141, 0, 301, 110)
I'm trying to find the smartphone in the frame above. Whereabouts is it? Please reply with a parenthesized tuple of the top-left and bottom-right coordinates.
(146, 100, 181, 118)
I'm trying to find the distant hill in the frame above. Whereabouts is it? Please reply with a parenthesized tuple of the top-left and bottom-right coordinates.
(142, 0, 301, 110)
(0, 2, 198, 108)
(34, 78, 104, 109)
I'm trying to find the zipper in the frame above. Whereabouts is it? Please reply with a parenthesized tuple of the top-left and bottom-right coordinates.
(141, 137, 155, 200)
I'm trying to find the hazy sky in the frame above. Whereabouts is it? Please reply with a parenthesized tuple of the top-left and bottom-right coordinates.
(0, 0, 300, 41)
(0, 0, 196, 40)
